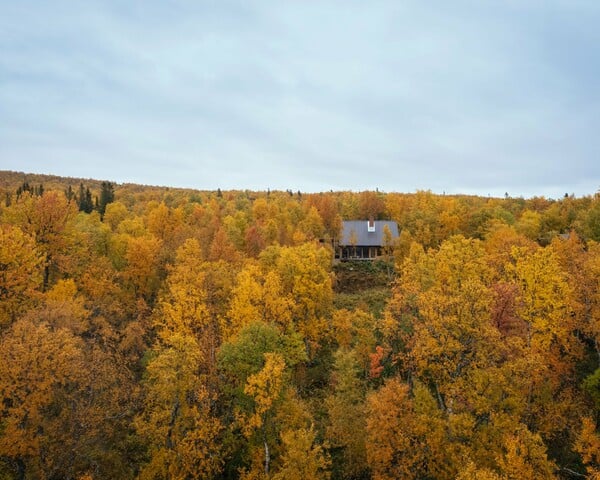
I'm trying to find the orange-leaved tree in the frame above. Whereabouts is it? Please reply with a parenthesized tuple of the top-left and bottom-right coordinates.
(0, 225, 43, 328)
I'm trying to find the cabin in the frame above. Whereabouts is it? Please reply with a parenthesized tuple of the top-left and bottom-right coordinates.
(335, 219, 400, 260)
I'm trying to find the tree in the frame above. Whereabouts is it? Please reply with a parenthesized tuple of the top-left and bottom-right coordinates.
(241, 353, 286, 477)
(78, 183, 94, 213)
(305, 194, 342, 240)
(218, 322, 307, 477)
(0, 319, 85, 479)
(379, 234, 566, 477)
(382, 224, 394, 262)
(135, 333, 223, 480)
(365, 378, 420, 480)
(208, 227, 240, 263)
(3, 190, 77, 289)
(582, 196, 600, 241)
(157, 239, 233, 379)
(64, 184, 75, 203)
(245, 225, 266, 258)
(259, 243, 334, 354)
(455, 462, 503, 480)
(366, 378, 457, 480)
(0, 225, 43, 328)
(495, 426, 556, 479)
(34, 278, 89, 334)
(397, 236, 500, 405)
(359, 191, 386, 220)
(508, 247, 574, 352)
(575, 417, 600, 479)
(103, 201, 129, 231)
(330, 308, 377, 372)
(272, 426, 330, 480)
(298, 206, 325, 241)
(158, 239, 210, 339)
(325, 349, 368, 479)
(515, 210, 541, 241)
(505, 246, 582, 440)
(551, 234, 600, 364)
(225, 264, 293, 341)
(218, 321, 306, 393)
(98, 181, 115, 216)
(122, 235, 163, 304)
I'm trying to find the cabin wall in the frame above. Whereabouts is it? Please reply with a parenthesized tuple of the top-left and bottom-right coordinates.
(336, 245, 381, 260)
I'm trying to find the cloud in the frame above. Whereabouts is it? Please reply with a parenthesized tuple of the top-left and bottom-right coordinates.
(1, 0, 599, 197)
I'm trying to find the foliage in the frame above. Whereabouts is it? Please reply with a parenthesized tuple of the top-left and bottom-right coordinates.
(0, 225, 43, 328)
(1, 171, 600, 479)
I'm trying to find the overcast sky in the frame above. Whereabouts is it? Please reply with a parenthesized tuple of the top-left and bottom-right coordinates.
(1, 1, 599, 198)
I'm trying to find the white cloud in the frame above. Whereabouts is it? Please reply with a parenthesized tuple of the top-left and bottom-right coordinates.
(1, 0, 599, 197)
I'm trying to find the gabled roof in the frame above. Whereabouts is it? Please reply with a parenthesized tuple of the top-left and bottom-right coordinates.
(339, 220, 399, 246)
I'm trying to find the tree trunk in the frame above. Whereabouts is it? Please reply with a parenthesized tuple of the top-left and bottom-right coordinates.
(263, 429, 270, 475)
(14, 458, 26, 480)
(166, 399, 180, 449)
(43, 262, 50, 292)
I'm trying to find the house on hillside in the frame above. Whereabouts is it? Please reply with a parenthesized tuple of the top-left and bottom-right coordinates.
(335, 219, 399, 260)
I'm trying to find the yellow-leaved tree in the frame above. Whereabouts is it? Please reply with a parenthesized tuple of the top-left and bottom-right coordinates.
(241, 353, 286, 477)
(258, 243, 333, 355)
(122, 234, 163, 304)
(0, 225, 43, 328)
(506, 246, 582, 438)
(575, 416, 600, 480)
(0, 318, 85, 479)
(378, 235, 562, 477)
(158, 238, 236, 380)
(272, 426, 330, 480)
(2, 190, 77, 289)
(325, 348, 368, 479)
(135, 333, 223, 480)
(158, 239, 211, 339)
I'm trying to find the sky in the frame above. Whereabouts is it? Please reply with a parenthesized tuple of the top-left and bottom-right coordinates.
(1, 1, 599, 198)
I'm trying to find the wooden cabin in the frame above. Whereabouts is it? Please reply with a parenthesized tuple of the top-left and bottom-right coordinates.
(335, 219, 399, 260)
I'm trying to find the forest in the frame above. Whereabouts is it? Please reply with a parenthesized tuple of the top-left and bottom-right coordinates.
(1, 170, 600, 480)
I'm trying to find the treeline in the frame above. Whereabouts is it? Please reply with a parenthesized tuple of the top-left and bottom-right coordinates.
(0, 171, 600, 479)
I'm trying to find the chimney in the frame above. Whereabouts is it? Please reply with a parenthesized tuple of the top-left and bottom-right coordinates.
(368, 217, 375, 232)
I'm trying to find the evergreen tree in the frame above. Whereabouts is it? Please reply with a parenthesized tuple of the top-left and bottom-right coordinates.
(77, 183, 94, 213)
(15, 181, 37, 199)
(98, 181, 115, 215)
(64, 185, 75, 203)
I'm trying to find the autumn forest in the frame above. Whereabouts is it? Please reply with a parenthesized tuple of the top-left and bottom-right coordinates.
(2, 170, 600, 480)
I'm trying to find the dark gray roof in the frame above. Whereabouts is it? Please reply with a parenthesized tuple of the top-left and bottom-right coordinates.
(339, 220, 399, 246)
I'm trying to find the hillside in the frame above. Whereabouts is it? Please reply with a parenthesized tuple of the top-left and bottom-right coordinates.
(1, 170, 600, 479)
